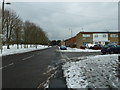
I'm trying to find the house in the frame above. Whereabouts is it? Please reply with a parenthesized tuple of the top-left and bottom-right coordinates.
(65, 36, 76, 48)
(76, 32, 120, 48)
(60, 40, 65, 46)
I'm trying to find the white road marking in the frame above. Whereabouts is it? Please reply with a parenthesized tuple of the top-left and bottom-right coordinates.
(37, 70, 58, 88)
(0, 63, 14, 69)
(22, 55, 34, 61)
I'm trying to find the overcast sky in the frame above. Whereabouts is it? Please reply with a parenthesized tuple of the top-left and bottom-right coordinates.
(5, 2, 118, 40)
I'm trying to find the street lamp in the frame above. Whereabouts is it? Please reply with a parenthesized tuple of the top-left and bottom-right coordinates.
(2, 0, 11, 32)
(1, 0, 11, 53)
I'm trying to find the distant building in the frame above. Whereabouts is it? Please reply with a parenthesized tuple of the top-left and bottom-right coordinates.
(65, 36, 76, 48)
(76, 32, 120, 48)
(60, 40, 65, 46)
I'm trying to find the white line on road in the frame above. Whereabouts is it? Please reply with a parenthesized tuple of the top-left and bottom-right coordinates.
(22, 55, 34, 61)
(0, 63, 14, 69)
(37, 70, 58, 88)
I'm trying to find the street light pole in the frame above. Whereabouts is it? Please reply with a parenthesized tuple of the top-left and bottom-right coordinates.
(1, 0, 11, 53)
(2, 0, 4, 30)
(2, 0, 5, 34)
(1, 0, 5, 53)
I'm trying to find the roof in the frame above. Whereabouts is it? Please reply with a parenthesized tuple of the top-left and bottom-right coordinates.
(77, 32, 120, 34)
(65, 36, 76, 41)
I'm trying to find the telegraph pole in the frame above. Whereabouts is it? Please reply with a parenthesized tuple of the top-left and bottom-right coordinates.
(81, 27, 84, 32)
(69, 28, 72, 38)
(69, 28, 73, 48)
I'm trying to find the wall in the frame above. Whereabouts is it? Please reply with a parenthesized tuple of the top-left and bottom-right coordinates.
(93, 33, 108, 42)
(108, 33, 119, 44)
(76, 32, 93, 48)
(65, 36, 76, 47)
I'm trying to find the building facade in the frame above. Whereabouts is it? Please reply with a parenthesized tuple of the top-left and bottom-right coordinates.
(65, 36, 76, 48)
(76, 32, 120, 48)
(60, 40, 65, 46)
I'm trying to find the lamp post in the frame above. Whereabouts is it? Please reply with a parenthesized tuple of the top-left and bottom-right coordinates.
(1, 0, 11, 53)
(2, 0, 4, 35)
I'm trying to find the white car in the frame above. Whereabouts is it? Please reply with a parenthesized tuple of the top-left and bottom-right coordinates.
(86, 44, 95, 49)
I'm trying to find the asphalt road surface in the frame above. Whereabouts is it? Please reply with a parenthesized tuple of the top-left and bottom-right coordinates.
(2, 47, 102, 88)
(2, 46, 62, 88)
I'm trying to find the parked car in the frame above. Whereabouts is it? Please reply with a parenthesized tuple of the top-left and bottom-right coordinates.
(80, 45, 86, 49)
(60, 45, 67, 50)
(86, 44, 95, 49)
(107, 45, 120, 54)
(93, 44, 103, 50)
(101, 44, 119, 54)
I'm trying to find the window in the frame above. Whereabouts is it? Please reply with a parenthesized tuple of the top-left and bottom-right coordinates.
(94, 35, 98, 38)
(110, 34, 118, 37)
(83, 34, 91, 37)
(95, 42, 99, 44)
(103, 35, 106, 37)
(110, 42, 117, 44)
(83, 42, 90, 45)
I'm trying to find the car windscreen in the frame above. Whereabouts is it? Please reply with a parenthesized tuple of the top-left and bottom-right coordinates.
(104, 45, 116, 47)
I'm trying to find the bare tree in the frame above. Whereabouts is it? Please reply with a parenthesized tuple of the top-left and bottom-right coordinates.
(23, 21, 33, 48)
(23, 20, 49, 48)
(3, 10, 19, 49)
(12, 17, 23, 49)
(2, 9, 49, 50)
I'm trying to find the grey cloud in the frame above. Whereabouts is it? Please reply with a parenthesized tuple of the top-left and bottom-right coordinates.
(7, 2, 118, 40)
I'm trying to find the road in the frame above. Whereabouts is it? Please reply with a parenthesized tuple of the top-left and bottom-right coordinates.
(2, 46, 102, 88)
(2, 46, 62, 88)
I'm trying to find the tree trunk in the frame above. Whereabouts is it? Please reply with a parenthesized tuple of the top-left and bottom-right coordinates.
(17, 44, 19, 49)
(6, 40, 9, 49)
(7, 45, 10, 49)
(21, 44, 22, 48)
(30, 44, 32, 47)
(6, 37, 10, 49)
(36, 44, 37, 48)
(24, 44, 26, 48)
(27, 44, 28, 48)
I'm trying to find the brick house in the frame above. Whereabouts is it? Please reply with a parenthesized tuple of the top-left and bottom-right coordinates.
(108, 32, 120, 45)
(65, 36, 76, 48)
(76, 32, 120, 48)
(76, 32, 93, 48)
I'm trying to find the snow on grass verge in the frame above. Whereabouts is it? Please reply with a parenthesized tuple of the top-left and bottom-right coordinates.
(59, 47, 101, 52)
(1, 44, 50, 56)
(62, 54, 120, 88)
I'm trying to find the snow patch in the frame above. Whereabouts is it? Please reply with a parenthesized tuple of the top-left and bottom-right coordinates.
(59, 47, 101, 52)
(62, 54, 120, 88)
(1, 44, 50, 56)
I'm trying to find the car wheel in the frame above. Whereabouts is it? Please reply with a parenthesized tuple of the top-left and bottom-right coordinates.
(109, 51, 114, 54)
(102, 52, 106, 54)
(106, 51, 109, 54)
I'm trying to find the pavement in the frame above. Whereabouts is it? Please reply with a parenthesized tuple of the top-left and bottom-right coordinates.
(2, 46, 65, 88)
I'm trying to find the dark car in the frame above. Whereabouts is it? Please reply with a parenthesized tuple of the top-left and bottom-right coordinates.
(101, 44, 118, 54)
(93, 44, 103, 50)
(60, 45, 67, 50)
(107, 45, 120, 54)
